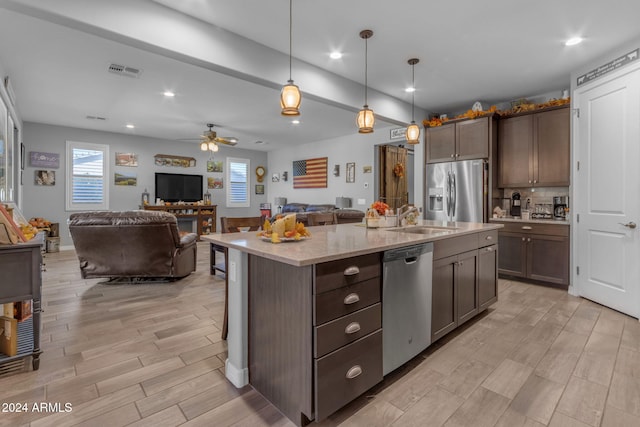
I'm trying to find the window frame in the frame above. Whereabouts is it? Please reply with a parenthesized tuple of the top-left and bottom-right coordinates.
(65, 140, 109, 211)
(226, 157, 250, 208)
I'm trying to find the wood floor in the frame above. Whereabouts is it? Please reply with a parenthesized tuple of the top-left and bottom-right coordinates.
(1, 243, 639, 426)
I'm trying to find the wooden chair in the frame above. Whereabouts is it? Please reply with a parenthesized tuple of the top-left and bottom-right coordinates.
(307, 212, 337, 226)
(216, 216, 263, 340)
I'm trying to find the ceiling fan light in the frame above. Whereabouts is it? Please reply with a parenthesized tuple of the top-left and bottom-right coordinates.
(200, 141, 208, 151)
(357, 106, 375, 134)
(406, 122, 420, 144)
(280, 81, 301, 116)
(208, 141, 218, 152)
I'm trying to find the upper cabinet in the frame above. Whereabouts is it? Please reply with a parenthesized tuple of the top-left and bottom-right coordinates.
(426, 116, 493, 163)
(498, 106, 570, 188)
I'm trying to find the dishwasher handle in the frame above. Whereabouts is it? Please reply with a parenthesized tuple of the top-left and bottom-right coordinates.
(405, 256, 418, 265)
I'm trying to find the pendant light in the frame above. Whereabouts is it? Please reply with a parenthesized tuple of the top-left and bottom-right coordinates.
(280, 0, 301, 116)
(405, 58, 420, 144)
(357, 29, 375, 133)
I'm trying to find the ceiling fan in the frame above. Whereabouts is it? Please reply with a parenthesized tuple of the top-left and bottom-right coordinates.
(182, 123, 239, 151)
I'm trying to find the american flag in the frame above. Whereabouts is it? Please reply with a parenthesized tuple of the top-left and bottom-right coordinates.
(293, 157, 328, 188)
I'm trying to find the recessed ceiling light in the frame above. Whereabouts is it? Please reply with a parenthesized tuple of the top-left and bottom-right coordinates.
(329, 52, 343, 59)
(565, 37, 583, 46)
(292, 119, 300, 124)
(163, 91, 175, 97)
(405, 86, 416, 93)
(126, 124, 135, 129)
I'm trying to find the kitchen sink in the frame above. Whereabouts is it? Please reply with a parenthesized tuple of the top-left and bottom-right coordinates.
(386, 225, 460, 234)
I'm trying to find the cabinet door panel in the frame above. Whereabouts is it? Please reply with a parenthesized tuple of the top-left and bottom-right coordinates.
(456, 118, 489, 160)
(527, 234, 569, 285)
(478, 245, 498, 311)
(457, 250, 479, 326)
(498, 115, 533, 187)
(432, 255, 457, 342)
(497, 232, 527, 277)
(426, 124, 456, 163)
(534, 108, 570, 186)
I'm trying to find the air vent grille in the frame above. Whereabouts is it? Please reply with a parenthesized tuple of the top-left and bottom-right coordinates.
(108, 63, 142, 78)
(86, 115, 107, 121)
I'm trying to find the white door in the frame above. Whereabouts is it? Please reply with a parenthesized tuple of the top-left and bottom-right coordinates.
(574, 65, 640, 318)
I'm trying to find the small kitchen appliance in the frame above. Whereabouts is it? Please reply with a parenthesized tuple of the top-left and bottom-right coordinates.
(553, 196, 568, 220)
(511, 191, 521, 217)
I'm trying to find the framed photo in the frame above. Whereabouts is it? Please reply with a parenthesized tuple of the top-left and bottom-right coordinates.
(114, 172, 137, 186)
(208, 177, 223, 189)
(272, 173, 280, 182)
(115, 152, 138, 167)
(346, 162, 355, 183)
(255, 184, 264, 195)
(35, 170, 56, 186)
(363, 165, 372, 174)
(207, 160, 223, 173)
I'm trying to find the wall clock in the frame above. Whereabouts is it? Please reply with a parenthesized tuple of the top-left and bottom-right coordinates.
(256, 166, 266, 182)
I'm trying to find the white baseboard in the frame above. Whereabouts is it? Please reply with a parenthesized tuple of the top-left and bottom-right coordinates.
(225, 358, 249, 388)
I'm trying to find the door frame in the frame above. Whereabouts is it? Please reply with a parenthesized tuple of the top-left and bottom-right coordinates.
(570, 57, 640, 317)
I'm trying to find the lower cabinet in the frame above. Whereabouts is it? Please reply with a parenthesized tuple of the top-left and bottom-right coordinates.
(495, 221, 569, 286)
(431, 232, 498, 343)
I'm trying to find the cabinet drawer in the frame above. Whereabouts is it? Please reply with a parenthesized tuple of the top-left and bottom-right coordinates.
(315, 278, 380, 325)
(315, 303, 381, 358)
(496, 221, 569, 237)
(433, 234, 478, 260)
(477, 230, 498, 247)
(0, 250, 36, 301)
(315, 330, 382, 421)
(315, 253, 381, 294)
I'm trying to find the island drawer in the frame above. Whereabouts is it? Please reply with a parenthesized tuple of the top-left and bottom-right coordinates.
(315, 330, 382, 420)
(314, 253, 381, 294)
(478, 230, 498, 247)
(314, 277, 381, 325)
(433, 234, 478, 260)
(314, 303, 381, 358)
(498, 222, 569, 237)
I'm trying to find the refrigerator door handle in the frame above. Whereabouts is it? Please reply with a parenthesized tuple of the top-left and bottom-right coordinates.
(451, 172, 457, 217)
(445, 172, 452, 216)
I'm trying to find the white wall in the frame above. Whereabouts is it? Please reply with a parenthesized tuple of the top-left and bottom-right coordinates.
(22, 122, 268, 246)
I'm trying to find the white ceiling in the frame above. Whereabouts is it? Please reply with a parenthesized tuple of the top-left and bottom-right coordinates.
(0, 0, 639, 151)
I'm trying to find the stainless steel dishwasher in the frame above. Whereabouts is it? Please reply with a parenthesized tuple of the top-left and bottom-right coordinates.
(382, 242, 433, 375)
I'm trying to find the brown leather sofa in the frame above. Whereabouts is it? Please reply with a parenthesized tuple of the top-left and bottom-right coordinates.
(68, 210, 197, 279)
(279, 203, 365, 225)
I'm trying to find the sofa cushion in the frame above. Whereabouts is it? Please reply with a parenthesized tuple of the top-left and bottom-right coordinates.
(282, 203, 308, 213)
(305, 204, 336, 212)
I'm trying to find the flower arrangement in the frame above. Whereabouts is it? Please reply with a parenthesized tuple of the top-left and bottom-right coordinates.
(370, 200, 389, 216)
(393, 162, 405, 178)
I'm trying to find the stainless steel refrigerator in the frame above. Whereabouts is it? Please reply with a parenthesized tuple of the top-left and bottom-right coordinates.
(425, 160, 486, 223)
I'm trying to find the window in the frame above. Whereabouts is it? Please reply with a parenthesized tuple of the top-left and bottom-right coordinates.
(226, 157, 249, 208)
(66, 141, 109, 211)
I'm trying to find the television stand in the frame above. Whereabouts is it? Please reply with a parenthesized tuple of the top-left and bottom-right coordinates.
(143, 204, 216, 239)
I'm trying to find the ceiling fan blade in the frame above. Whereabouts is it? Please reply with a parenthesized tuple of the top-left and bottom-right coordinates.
(214, 138, 237, 146)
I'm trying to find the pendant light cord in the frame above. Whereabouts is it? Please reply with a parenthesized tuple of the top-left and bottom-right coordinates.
(411, 62, 415, 121)
(364, 36, 368, 106)
(288, 0, 293, 82)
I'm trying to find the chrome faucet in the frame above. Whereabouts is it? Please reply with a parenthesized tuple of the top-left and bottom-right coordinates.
(398, 205, 419, 223)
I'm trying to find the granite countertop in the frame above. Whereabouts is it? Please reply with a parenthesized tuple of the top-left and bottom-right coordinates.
(490, 217, 570, 226)
(201, 220, 503, 266)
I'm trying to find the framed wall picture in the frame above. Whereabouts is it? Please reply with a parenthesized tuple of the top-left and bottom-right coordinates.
(114, 172, 137, 186)
(346, 162, 355, 183)
(272, 173, 280, 182)
(35, 170, 56, 186)
(115, 152, 138, 167)
(255, 184, 264, 195)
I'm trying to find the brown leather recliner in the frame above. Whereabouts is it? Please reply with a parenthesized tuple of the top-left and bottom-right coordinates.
(68, 210, 197, 279)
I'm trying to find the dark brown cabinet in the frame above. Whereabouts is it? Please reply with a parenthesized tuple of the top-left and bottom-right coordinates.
(495, 221, 569, 286)
(426, 116, 492, 163)
(498, 106, 570, 188)
(431, 230, 498, 343)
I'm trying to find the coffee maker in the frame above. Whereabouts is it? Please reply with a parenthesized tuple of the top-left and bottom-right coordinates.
(511, 191, 521, 217)
(553, 196, 568, 220)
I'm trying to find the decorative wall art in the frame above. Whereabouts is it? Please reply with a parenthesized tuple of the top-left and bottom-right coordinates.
(346, 162, 355, 183)
(208, 177, 223, 189)
(115, 152, 138, 167)
(292, 157, 328, 189)
(30, 152, 60, 168)
(114, 172, 137, 186)
(35, 170, 55, 186)
(154, 154, 196, 167)
(207, 160, 223, 173)
(272, 173, 280, 183)
(255, 184, 265, 195)
(363, 165, 372, 173)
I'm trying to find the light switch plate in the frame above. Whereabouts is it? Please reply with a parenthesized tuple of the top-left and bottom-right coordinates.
(357, 198, 366, 205)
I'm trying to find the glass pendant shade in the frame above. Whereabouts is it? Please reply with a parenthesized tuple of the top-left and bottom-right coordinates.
(200, 141, 208, 151)
(357, 105, 375, 134)
(406, 121, 420, 144)
(208, 141, 218, 152)
(280, 80, 301, 116)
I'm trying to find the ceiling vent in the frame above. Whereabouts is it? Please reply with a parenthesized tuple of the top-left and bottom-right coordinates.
(86, 115, 107, 121)
(107, 63, 142, 78)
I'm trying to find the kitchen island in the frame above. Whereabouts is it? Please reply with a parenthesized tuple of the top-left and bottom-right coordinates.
(202, 220, 502, 425)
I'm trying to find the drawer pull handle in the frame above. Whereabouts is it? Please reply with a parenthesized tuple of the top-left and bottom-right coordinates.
(344, 266, 360, 276)
(345, 365, 362, 379)
(521, 226, 532, 230)
(344, 293, 360, 305)
(485, 235, 493, 240)
(486, 247, 494, 252)
(345, 322, 361, 334)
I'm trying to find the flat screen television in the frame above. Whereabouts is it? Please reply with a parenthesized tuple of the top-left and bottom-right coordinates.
(155, 172, 203, 203)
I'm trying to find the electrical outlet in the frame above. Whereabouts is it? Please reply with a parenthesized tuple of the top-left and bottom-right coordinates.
(229, 261, 237, 282)
(357, 198, 366, 205)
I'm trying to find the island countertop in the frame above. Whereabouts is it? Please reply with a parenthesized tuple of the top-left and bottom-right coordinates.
(201, 220, 503, 266)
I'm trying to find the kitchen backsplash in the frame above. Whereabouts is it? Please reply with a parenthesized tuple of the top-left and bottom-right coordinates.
(502, 187, 569, 211)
